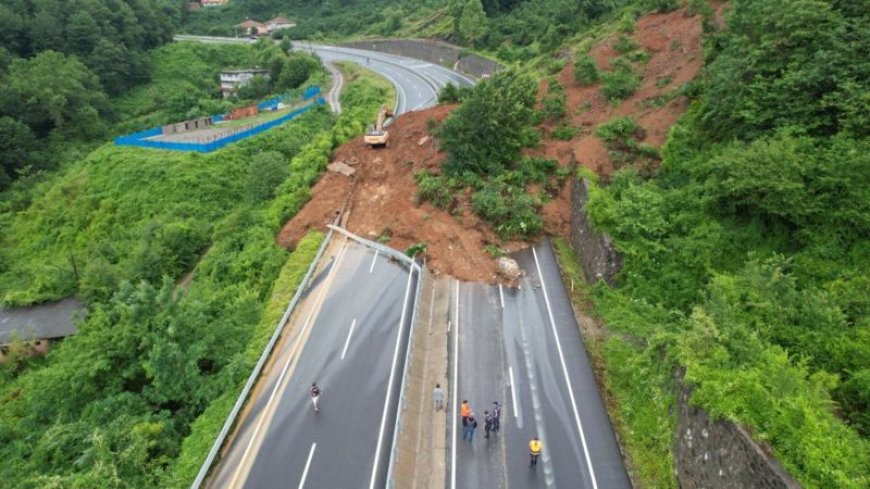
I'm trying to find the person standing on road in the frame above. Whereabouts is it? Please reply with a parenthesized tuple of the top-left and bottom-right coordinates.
(309, 383, 322, 413)
(433, 384, 445, 411)
(492, 401, 502, 432)
(462, 413, 477, 441)
(461, 400, 471, 424)
(529, 437, 543, 467)
(484, 411, 495, 439)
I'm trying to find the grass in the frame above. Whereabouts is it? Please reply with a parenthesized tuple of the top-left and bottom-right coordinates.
(165, 231, 324, 486)
(551, 238, 677, 489)
(334, 61, 397, 112)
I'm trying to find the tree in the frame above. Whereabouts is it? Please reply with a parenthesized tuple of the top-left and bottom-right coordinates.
(66, 10, 100, 56)
(439, 69, 538, 176)
(0, 116, 38, 190)
(4, 51, 110, 139)
(459, 0, 487, 46)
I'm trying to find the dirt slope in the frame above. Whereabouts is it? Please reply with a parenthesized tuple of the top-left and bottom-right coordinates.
(277, 7, 713, 283)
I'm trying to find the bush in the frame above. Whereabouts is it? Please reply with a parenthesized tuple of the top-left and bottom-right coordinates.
(552, 124, 580, 140)
(541, 79, 566, 119)
(601, 69, 642, 101)
(472, 181, 542, 239)
(414, 172, 455, 209)
(573, 55, 600, 86)
(613, 35, 640, 54)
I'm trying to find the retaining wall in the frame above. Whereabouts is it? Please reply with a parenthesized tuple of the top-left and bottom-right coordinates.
(339, 38, 502, 78)
(676, 381, 803, 489)
(568, 174, 802, 488)
(569, 177, 622, 285)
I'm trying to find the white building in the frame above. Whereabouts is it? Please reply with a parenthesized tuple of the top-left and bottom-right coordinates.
(219, 69, 269, 98)
(266, 16, 296, 32)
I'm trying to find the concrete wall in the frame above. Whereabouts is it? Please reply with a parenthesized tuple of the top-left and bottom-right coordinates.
(569, 177, 622, 286)
(339, 38, 502, 78)
(676, 383, 803, 489)
(163, 116, 212, 135)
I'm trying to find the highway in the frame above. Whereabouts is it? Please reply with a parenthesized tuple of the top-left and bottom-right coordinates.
(173, 35, 476, 115)
(449, 239, 631, 489)
(206, 236, 419, 489)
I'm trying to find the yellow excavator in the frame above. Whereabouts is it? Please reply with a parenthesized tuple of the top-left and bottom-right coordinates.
(364, 105, 393, 148)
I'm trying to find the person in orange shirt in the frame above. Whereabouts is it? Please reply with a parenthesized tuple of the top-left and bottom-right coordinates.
(460, 400, 471, 424)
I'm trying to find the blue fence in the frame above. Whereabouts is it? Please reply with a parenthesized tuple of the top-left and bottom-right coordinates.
(115, 96, 325, 153)
(303, 86, 321, 100)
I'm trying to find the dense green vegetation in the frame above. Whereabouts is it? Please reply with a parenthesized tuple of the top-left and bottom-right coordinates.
(179, 0, 634, 58)
(0, 40, 393, 486)
(0, 0, 177, 191)
(576, 1, 869, 487)
(113, 40, 324, 133)
(416, 70, 569, 239)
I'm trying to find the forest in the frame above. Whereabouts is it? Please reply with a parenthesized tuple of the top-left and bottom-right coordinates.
(0, 0, 867, 487)
(0, 32, 393, 487)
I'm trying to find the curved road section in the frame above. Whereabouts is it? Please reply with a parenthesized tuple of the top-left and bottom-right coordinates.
(173, 36, 475, 115)
(206, 235, 419, 489)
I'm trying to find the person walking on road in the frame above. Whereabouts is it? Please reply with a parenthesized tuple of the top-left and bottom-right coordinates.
(460, 400, 471, 424)
(492, 401, 502, 432)
(484, 411, 495, 439)
(529, 437, 543, 467)
(433, 384, 445, 411)
(309, 382, 322, 413)
(462, 413, 478, 441)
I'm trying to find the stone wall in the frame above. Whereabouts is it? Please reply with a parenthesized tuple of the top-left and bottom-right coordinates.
(339, 38, 502, 78)
(569, 177, 622, 286)
(676, 383, 803, 489)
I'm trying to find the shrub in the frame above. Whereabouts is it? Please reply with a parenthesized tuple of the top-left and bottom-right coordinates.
(613, 35, 640, 54)
(601, 69, 642, 101)
(552, 124, 580, 140)
(573, 55, 600, 86)
(541, 79, 566, 120)
(414, 172, 455, 209)
(472, 181, 543, 239)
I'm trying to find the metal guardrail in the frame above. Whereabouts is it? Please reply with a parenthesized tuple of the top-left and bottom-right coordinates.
(327, 225, 421, 272)
(190, 227, 335, 489)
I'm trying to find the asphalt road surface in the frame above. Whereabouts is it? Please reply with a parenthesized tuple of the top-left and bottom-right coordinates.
(449, 239, 631, 489)
(173, 35, 475, 115)
(207, 238, 418, 489)
(302, 43, 475, 114)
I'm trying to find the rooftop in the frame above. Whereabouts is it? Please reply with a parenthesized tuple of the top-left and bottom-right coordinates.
(0, 298, 84, 346)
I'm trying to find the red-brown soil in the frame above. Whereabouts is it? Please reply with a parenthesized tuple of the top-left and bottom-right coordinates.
(277, 7, 715, 283)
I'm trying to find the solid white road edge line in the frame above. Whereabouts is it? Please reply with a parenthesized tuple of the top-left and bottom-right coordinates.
(532, 246, 599, 489)
(228, 241, 349, 489)
(450, 280, 459, 489)
(499, 283, 505, 309)
(508, 367, 520, 419)
(370, 250, 379, 273)
(368, 269, 416, 489)
(340, 318, 358, 360)
(297, 443, 316, 489)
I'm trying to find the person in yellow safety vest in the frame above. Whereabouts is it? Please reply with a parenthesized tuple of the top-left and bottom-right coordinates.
(529, 437, 543, 467)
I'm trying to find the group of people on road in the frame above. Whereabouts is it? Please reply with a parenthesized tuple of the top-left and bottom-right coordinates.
(453, 394, 541, 468)
(307, 381, 542, 468)
(459, 399, 502, 441)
